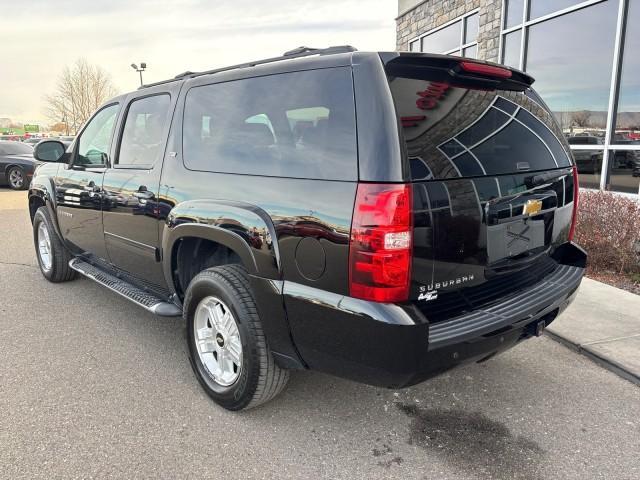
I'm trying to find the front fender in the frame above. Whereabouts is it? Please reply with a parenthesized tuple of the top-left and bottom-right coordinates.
(161, 199, 281, 284)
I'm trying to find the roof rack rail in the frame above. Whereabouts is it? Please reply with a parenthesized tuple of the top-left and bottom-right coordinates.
(139, 45, 357, 89)
(174, 71, 195, 79)
(283, 45, 356, 56)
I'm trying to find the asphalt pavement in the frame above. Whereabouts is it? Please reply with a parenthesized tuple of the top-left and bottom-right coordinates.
(1, 188, 639, 480)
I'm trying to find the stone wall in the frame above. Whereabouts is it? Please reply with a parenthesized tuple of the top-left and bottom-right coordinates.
(396, 0, 503, 63)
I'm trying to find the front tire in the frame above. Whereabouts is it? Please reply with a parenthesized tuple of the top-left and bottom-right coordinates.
(8, 166, 27, 190)
(33, 207, 77, 282)
(185, 265, 289, 411)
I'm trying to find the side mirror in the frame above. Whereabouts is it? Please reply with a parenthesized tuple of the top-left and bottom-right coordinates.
(33, 140, 66, 163)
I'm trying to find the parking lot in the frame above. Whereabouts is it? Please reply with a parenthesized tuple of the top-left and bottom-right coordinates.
(1, 187, 639, 480)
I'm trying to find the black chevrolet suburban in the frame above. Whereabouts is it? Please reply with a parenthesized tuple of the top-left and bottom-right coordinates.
(28, 47, 586, 411)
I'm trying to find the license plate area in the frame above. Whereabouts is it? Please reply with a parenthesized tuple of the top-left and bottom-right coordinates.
(485, 191, 556, 264)
(487, 218, 546, 262)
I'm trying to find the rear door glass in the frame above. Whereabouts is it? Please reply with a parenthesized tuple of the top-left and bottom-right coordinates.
(183, 67, 357, 180)
(387, 76, 572, 179)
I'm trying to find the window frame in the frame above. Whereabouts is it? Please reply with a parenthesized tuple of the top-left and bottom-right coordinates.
(113, 92, 172, 170)
(407, 9, 480, 57)
(499, 0, 639, 195)
(71, 102, 121, 169)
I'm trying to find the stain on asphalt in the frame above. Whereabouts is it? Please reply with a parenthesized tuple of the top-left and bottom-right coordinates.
(398, 403, 545, 480)
(372, 439, 404, 469)
(377, 456, 404, 469)
(372, 443, 392, 457)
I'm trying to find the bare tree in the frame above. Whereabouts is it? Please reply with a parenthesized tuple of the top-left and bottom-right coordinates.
(44, 59, 118, 134)
(571, 110, 592, 128)
(48, 122, 68, 133)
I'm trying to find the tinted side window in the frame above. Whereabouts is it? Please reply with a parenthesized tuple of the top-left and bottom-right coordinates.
(118, 94, 171, 167)
(183, 67, 357, 180)
(77, 104, 119, 166)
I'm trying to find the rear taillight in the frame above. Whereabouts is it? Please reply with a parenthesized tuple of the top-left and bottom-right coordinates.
(349, 183, 412, 303)
(568, 165, 579, 241)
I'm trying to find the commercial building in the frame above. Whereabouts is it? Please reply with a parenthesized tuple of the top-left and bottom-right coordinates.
(396, 0, 640, 195)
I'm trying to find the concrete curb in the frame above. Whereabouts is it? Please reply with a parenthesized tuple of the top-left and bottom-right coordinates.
(545, 330, 640, 386)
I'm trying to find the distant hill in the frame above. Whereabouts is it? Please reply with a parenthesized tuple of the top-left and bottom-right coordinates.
(553, 110, 640, 130)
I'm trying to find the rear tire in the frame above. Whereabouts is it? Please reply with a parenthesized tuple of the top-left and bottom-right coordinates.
(184, 264, 289, 411)
(33, 207, 77, 282)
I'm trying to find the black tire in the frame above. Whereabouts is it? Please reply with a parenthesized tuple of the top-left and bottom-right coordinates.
(184, 264, 289, 411)
(33, 207, 77, 282)
(7, 166, 27, 190)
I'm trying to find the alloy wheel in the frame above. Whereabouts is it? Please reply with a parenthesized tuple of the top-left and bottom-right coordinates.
(194, 296, 243, 387)
(9, 168, 24, 189)
(37, 222, 52, 272)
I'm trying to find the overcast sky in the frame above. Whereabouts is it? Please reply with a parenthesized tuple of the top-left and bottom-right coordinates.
(0, 0, 397, 124)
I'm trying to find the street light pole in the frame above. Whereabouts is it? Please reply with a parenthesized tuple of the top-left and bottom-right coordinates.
(130, 62, 147, 87)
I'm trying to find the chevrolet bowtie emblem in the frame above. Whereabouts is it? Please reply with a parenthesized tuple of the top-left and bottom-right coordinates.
(522, 199, 542, 216)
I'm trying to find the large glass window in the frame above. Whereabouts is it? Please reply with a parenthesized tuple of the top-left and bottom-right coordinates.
(500, 0, 639, 194)
(530, 1, 586, 20)
(422, 22, 461, 53)
(615, 0, 640, 137)
(526, 0, 619, 134)
(411, 11, 479, 58)
(501, 30, 521, 68)
(182, 68, 357, 180)
(505, 0, 524, 28)
(464, 13, 479, 44)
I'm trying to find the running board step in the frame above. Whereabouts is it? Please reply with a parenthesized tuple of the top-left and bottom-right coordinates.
(69, 258, 182, 317)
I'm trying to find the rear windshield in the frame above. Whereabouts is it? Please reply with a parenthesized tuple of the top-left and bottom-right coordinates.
(387, 74, 572, 180)
(183, 67, 357, 181)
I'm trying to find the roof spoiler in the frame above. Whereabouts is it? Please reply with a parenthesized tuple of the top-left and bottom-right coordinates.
(380, 52, 534, 91)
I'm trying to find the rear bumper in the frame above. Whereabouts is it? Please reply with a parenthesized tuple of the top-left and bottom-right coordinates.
(284, 243, 585, 388)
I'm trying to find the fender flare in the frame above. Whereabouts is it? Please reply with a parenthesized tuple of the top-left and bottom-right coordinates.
(161, 199, 281, 293)
(28, 176, 62, 239)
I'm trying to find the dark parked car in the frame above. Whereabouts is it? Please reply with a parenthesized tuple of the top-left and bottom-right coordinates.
(28, 47, 585, 411)
(567, 135, 603, 174)
(630, 141, 640, 177)
(0, 140, 36, 189)
(611, 135, 639, 168)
